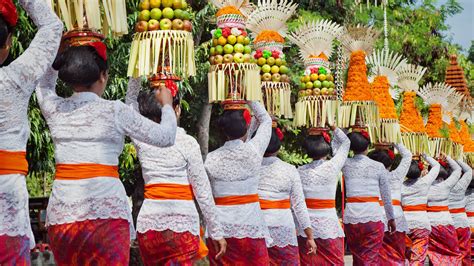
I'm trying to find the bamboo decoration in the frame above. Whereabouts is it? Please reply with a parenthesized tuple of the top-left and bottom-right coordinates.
(288, 19, 344, 128)
(245, 0, 297, 118)
(49, 0, 128, 37)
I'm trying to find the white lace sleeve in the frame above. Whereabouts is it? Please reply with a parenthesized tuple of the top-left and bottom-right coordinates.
(290, 168, 311, 230)
(443, 156, 462, 190)
(330, 128, 350, 170)
(452, 160, 473, 193)
(245, 116, 259, 142)
(423, 155, 440, 185)
(392, 144, 412, 183)
(247, 101, 272, 157)
(185, 137, 224, 240)
(379, 168, 395, 220)
(125, 77, 141, 111)
(114, 103, 177, 147)
(4, 0, 63, 93)
(35, 67, 61, 117)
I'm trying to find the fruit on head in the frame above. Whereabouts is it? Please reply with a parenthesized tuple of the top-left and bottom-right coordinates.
(305, 81, 313, 89)
(214, 55, 223, 64)
(313, 80, 322, 88)
(162, 7, 174, 19)
(271, 50, 279, 59)
(272, 73, 281, 82)
(322, 81, 330, 88)
(223, 44, 234, 54)
(281, 74, 289, 83)
(266, 57, 275, 66)
(215, 45, 223, 55)
(236, 35, 245, 44)
(275, 58, 283, 66)
(135, 21, 148, 32)
(139, 1, 150, 10)
(148, 19, 160, 31)
(303, 75, 310, 83)
(181, 11, 191, 20)
(262, 73, 272, 81)
(243, 45, 251, 54)
(217, 36, 227, 46)
(181, 0, 188, 9)
(233, 43, 244, 53)
(313, 88, 321, 95)
(321, 87, 328, 95)
(279, 65, 288, 74)
(270, 65, 279, 74)
(305, 89, 313, 96)
(174, 9, 184, 19)
(183, 20, 192, 32)
(243, 54, 251, 63)
(173, 0, 182, 9)
(261, 64, 271, 73)
(150, 0, 161, 8)
(257, 57, 266, 66)
(227, 35, 237, 45)
(138, 10, 151, 21)
(233, 53, 244, 63)
(150, 8, 162, 20)
(243, 37, 251, 45)
(327, 74, 334, 82)
(310, 73, 318, 81)
(172, 19, 184, 30)
(318, 74, 326, 81)
(223, 54, 234, 64)
(162, 0, 173, 7)
(159, 18, 172, 30)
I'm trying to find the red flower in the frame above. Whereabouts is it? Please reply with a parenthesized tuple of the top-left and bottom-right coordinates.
(85, 41, 107, 61)
(360, 130, 370, 141)
(254, 51, 262, 59)
(438, 159, 448, 168)
(0, 0, 18, 27)
(243, 109, 251, 126)
(387, 150, 395, 160)
(164, 80, 178, 97)
(275, 128, 284, 141)
(418, 161, 424, 171)
(322, 131, 331, 144)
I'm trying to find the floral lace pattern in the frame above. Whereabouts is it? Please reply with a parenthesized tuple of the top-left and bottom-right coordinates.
(302, 216, 344, 239)
(137, 213, 199, 235)
(449, 160, 472, 210)
(267, 226, 297, 247)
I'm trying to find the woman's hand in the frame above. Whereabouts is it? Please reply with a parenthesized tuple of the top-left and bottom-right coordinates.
(388, 219, 397, 234)
(213, 238, 227, 260)
(306, 238, 317, 255)
(154, 84, 173, 106)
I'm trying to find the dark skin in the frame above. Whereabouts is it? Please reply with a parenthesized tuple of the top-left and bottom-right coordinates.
(0, 33, 12, 64)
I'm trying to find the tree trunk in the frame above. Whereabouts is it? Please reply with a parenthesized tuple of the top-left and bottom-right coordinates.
(197, 103, 213, 160)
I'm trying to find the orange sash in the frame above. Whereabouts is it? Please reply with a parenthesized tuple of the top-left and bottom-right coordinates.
(0, 150, 28, 176)
(214, 194, 259, 206)
(55, 163, 119, 180)
(466, 212, 474, 217)
(403, 204, 427, 212)
(449, 208, 466, 214)
(259, 199, 291, 210)
(305, 199, 336, 209)
(379, 199, 401, 206)
(347, 196, 380, 203)
(427, 205, 449, 212)
(144, 183, 194, 200)
(197, 227, 209, 259)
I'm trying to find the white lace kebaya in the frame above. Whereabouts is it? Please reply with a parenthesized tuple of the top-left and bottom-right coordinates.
(466, 188, 474, 228)
(204, 101, 272, 242)
(35, 69, 177, 239)
(448, 160, 473, 229)
(427, 156, 462, 227)
(258, 156, 311, 247)
(0, 0, 62, 248)
(297, 128, 349, 240)
(401, 156, 440, 231)
(342, 154, 395, 225)
(126, 78, 223, 240)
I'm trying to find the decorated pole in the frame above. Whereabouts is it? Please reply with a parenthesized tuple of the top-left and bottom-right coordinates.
(288, 19, 343, 129)
(246, 0, 297, 118)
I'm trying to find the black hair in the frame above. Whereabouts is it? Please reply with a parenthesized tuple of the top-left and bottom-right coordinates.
(368, 149, 394, 169)
(431, 163, 450, 180)
(52, 46, 109, 88)
(347, 132, 370, 154)
(303, 135, 331, 159)
(0, 16, 13, 48)
(406, 160, 422, 179)
(265, 128, 281, 155)
(217, 109, 247, 140)
(137, 89, 180, 122)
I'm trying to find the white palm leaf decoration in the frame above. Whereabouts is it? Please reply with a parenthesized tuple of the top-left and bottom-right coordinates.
(455, 98, 474, 121)
(287, 19, 344, 64)
(246, 0, 297, 39)
(442, 92, 464, 123)
(396, 64, 427, 93)
(354, 0, 388, 7)
(210, 0, 256, 17)
(339, 25, 380, 57)
(418, 82, 456, 110)
(367, 49, 407, 99)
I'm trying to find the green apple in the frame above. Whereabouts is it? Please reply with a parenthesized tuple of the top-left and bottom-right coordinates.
(328, 87, 335, 94)
(243, 37, 250, 45)
(223, 44, 234, 54)
(215, 45, 223, 55)
(299, 82, 306, 89)
(162, 7, 174, 19)
(159, 18, 172, 30)
(299, 90, 306, 97)
(233, 53, 244, 63)
(227, 35, 237, 45)
(322, 81, 330, 88)
(261, 64, 271, 73)
(279, 65, 288, 74)
(150, 0, 161, 8)
(236, 35, 245, 44)
(313, 80, 322, 88)
(138, 10, 151, 21)
(266, 57, 275, 66)
(174, 9, 183, 19)
(210, 47, 216, 56)
(243, 45, 251, 54)
(233, 43, 244, 53)
(257, 57, 266, 66)
(275, 58, 283, 66)
(305, 81, 313, 89)
(181, 11, 191, 20)
(150, 8, 162, 20)
(329, 81, 335, 88)
(162, 0, 173, 7)
(271, 65, 279, 74)
(181, 0, 188, 9)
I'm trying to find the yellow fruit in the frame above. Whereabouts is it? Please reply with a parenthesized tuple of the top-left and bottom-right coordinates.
(310, 73, 318, 81)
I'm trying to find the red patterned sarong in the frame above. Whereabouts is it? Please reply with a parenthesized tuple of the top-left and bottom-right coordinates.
(427, 225, 462, 265)
(267, 245, 299, 265)
(345, 221, 384, 266)
(455, 227, 471, 265)
(0, 235, 30, 266)
(207, 237, 269, 266)
(298, 236, 343, 266)
(137, 230, 199, 266)
(379, 231, 406, 265)
(406, 228, 430, 266)
(48, 219, 130, 266)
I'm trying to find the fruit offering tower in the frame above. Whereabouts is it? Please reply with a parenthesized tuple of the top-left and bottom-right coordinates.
(442, 92, 464, 159)
(246, 0, 297, 118)
(338, 25, 380, 139)
(288, 19, 344, 129)
(208, 0, 261, 104)
(47, 0, 128, 37)
(366, 49, 406, 144)
(418, 82, 458, 157)
(397, 64, 429, 156)
(127, 0, 195, 80)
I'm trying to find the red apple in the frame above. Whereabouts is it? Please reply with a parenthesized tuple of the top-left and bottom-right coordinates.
(159, 18, 172, 30)
(135, 21, 148, 32)
(183, 20, 192, 32)
(172, 19, 184, 30)
(148, 19, 160, 31)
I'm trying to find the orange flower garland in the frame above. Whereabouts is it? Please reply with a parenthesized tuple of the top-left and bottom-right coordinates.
(448, 120, 461, 144)
(459, 120, 474, 152)
(426, 104, 443, 138)
(399, 91, 426, 133)
(254, 30, 285, 43)
(343, 50, 373, 101)
(370, 76, 397, 119)
(216, 6, 243, 17)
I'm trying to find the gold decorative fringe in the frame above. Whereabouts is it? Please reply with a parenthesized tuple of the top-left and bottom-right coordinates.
(337, 101, 379, 140)
(208, 63, 262, 102)
(294, 96, 339, 128)
(401, 132, 429, 156)
(262, 82, 292, 118)
(374, 119, 401, 144)
(451, 142, 463, 161)
(466, 152, 474, 168)
(428, 137, 452, 158)
(128, 31, 196, 78)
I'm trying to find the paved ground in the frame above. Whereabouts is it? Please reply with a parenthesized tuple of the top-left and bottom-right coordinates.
(344, 255, 353, 265)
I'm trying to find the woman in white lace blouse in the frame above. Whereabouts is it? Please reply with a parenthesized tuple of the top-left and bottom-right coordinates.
(466, 180, 474, 258)
(342, 130, 396, 265)
(297, 126, 349, 265)
(0, 0, 62, 263)
(35, 45, 177, 264)
(401, 154, 440, 265)
(125, 78, 226, 265)
(257, 125, 316, 265)
(204, 101, 272, 265)
(426, 156, 462, 264)
(448, 160, 473, 265)
(368, 143, 412, 265)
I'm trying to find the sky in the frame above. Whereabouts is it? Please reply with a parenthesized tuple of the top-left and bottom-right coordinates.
(437, 0, 474, 52)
